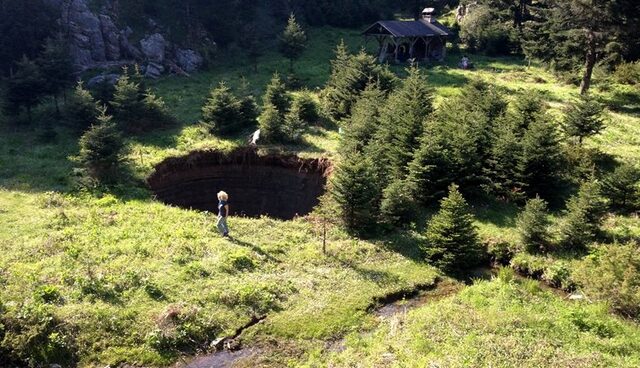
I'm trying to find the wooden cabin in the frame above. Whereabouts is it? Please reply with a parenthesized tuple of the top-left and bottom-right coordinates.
(363, 8, 450, 63)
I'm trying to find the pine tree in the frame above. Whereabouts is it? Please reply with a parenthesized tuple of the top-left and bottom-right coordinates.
(202, 82, 256, 135)
(563, 95, 606, 144)
(279, 13, 307, 72)
(518, 116, 563, 198)
(517, 196, 551, 253)
(321, 46, 396, 121)
(423, 184, 483, 270)
(5, 56, 46, 123)
(258, 103, 285, 143)
(331, 152, 380, 237)
(283, 100, 305, 142)
(603, 163, 640, 211)
(483, 121, 525, 200)
(66, 82, 101, 132)
(38, 34, 74, 116)
(110, 69, 145, 130)
(262, 73, 291, 115)
(508, 92, 546, 136)
(340, 83, 386, 154)
(292, 91, 319, 125)
(559, 180, 605, 251)
(371, 65, 433, 183)
(379, 179, 418, 227)
(406, 132, 455, 203)
(77, 107, 126, 183)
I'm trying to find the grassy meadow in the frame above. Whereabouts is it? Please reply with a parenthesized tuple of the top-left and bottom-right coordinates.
(1, 25, 640, 367)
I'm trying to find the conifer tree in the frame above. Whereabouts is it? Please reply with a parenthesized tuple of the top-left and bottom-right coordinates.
(77, 107, 125, 183)
(423, 184, 483, 270)
(66, 82, 101, 132)
(283, 100, 305, 142)
(279, 13, 307, 72)
(202, 82, 256, 135)
(110, 69, 145, 130)
(371, 65, 433, 183)
(483, 121, 525, 200)
(563, 95, 606, 144)
(341, 83, 386, 154)
(603, 163, 640, 211)
(508, 92, 546, 136)
(5, 56, 46, 123)
(258, 103, 285, 143)
(559, 180, 606, 250)
(331, 152, 380, 237)
(518, 116, 563, 197)
(406, 132, 455, 203)
(517, 196, 551, 253)
(292, 91, 319, 125)
(379, 179, 418, 227)
(38, 34, 74, 115)
(262, 73, 291, 115)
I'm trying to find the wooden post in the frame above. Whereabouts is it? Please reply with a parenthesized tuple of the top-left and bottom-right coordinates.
(393, 37, 399, 63)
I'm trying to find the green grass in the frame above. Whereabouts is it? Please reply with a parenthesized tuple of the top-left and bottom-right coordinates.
(303, 277, 640, 367)
(2, 25, 640, 367)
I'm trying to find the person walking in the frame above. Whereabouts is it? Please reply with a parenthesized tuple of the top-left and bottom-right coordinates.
(216, 191, 230, 237)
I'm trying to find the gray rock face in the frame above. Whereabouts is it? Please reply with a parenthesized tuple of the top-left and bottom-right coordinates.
(140, 33, 166, 64)
(62, 0, 106, 69)
(99, 14, 121, 60)
(86, 73, 120, 89)
(175, 49, 203, 73)
(144, 62, 165, 79)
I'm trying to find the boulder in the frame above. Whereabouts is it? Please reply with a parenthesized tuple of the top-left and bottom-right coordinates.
(86, 73, 120, 89)
(144, 62, 165, 79)
(99, 14, 121, 61)
(119, 28, 144, 61)
(140, 33, 166, 64)
(175, 49, 203, 73)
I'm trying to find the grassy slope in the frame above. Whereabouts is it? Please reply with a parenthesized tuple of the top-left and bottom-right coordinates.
(304, 276, 640, 367)
(1, 25, 640, 367)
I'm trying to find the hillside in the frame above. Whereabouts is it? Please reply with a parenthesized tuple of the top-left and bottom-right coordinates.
(1, 8, 640, 368)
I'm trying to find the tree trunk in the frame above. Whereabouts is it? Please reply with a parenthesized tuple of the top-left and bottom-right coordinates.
(54, 95, 60, 117)
(580, 30, 597, 95)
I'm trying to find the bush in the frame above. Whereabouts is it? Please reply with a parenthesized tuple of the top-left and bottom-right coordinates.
(542, 261, 574, 289)
(459, 5, 517, 55)
(77, 108, 126, 183)
(487, 238, 518, 265)
(516, 196, 551, 253)
(612, 61, 640, 85)
(573, 243, 640, 319)
(201, 82, 257, 135)
(423, 184, 484, 270)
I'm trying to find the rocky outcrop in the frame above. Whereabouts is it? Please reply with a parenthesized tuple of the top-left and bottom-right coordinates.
(140, 33, 166, 64)
(176, 49, 204, 73)
(56, 0, 203, 76)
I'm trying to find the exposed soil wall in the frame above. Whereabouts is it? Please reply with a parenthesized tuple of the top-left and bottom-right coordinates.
(147, 149, 331, 220)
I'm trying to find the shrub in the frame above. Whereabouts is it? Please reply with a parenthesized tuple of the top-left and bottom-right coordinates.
(542, 261, 574, 289)
(423, 184, 484, 270)
(66, 82, 100, 132)
(603, 163, 640, 211)
(559, 180, 606, 251)
(487, 238, 518, 265)
(516, 196, 551, 253)
(201, 82, 257, 135)
(573, 243, 640, 319)
(77, 108, 126, 183)
(612, 61, 640, 85)
(459, 5, 517, 55)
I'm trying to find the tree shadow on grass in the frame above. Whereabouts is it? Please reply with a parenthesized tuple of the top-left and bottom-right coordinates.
(229, 236, 281, 263)
(329, 254, 402, 285)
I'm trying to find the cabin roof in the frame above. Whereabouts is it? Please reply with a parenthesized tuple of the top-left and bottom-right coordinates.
(363, 20, 450, 38)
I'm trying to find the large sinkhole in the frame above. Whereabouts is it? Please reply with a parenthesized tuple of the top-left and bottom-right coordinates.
(147, 149, 331, 220)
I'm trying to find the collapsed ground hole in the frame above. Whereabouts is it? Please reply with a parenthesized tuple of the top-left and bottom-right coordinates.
(147, 148, 331, 220)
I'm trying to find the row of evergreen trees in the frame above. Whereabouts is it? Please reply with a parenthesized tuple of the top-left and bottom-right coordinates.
(326, 46, 636, 268)
(201, 72, 319, 143)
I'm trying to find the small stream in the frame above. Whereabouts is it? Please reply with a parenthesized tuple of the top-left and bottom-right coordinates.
(177, 267, 570, 368)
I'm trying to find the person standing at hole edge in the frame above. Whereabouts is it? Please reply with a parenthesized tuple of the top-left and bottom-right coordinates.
(216, 191, 230, 237)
